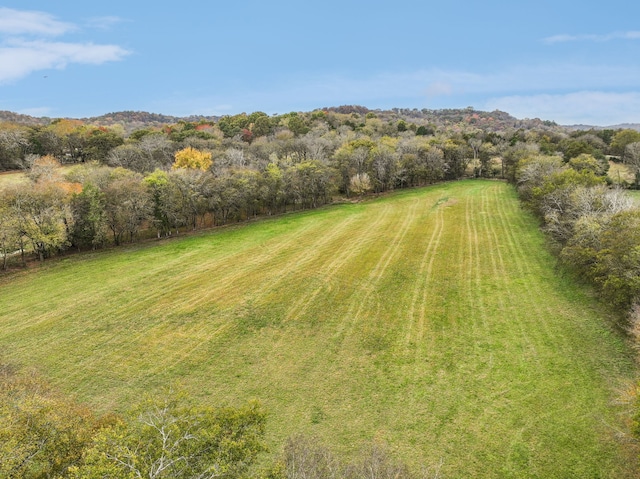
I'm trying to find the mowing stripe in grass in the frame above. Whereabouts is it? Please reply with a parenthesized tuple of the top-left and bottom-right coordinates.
(0, 180, 636, 477)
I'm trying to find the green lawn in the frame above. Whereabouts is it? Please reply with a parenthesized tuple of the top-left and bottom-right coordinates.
(0, 180, 636, 477)
(0, 166, 76, 190)
(628, 189, 640, 203)
(0, 169, 29, 188)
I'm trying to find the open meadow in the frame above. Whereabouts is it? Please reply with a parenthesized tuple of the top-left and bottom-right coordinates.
(0, 180, 636, 477)
(0, 169, 29, 188)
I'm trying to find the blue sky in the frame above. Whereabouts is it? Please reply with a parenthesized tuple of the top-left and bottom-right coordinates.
(1, 1, 639, 125)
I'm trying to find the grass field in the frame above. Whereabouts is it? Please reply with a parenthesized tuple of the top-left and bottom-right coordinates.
(0, 166, 76, 189)
(0, 169, 29, 188)
(0, 180, 636, 477)
(608, 161, 636, 187)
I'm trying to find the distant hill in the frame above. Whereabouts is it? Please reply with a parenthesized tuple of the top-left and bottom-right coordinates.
(0, 110, 220, 133)
(0, 110, 51, 126)
(82, 111, 220, 131)
(564, 123, 640, 131)
(2, 106, 636, 133)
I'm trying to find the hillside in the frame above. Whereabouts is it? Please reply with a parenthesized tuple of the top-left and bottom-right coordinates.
(5, 105, 635, 132)
(0, 180, 635, 477)
(565, 122, 640, 132)
(0, 107, 540, 132)
(0, 109, 220, 133)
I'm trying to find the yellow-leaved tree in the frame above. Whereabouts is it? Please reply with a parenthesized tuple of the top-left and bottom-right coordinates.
(172, 146, 212, 171)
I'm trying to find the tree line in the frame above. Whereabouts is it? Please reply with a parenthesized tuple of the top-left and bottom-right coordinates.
(2, 107, 640, 269)
(514, 152, 640, 317)
(511, 149, 640, 456)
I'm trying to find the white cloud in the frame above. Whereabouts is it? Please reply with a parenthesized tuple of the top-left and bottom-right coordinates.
(157, 62, 640, 120)
(293, 63, 640, 103)
(0, 8, 131, 84)
(0, 39, 131, 83)
(425, 81, 453, 96)
(85, 16, 128, 30)
(18, 107, 53, 117)
(483, 91, 640, 125)
(411, 64, 640, 96)
(0, 7, 74, 36)
(543, 31, 640, 44)
(154, 64, 640, 124)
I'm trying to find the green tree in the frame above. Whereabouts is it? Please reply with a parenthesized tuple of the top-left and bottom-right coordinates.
(9, 182, 73, 261)
(261, 163, 286, 215)
(251, 115, 273, 138)
(0, 191, 21, 269)
(332, 138, 376, 194)
(70, 393, 266, 479)
(218, 114, 250, 138)
(568, 153, 607, 176)
(441, 139, 471, 179)
(70, 183, 108, 249)
(285, 113, 310, 137)
(103, 171, 150, 245)
(84, 129, 125, 163)
(168, 169, 211, 230)
(0, 363, 99, 479)
(286, 161, 334, 209)
(561, 139, 595, 160)
(610, 129, 640, 159)
(144, 170, 180, 237)
(592, 210, 640, 310)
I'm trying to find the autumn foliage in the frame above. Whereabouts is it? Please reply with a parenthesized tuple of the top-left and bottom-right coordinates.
(172, 146, 212, 171)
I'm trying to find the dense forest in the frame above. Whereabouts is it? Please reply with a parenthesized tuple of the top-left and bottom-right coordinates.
(2, 105, 640, 476)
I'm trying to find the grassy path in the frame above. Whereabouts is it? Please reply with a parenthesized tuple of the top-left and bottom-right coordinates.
(0, 180, 636, 477)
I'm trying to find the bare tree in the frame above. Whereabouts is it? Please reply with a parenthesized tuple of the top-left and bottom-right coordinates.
(624, 142, 640, 188)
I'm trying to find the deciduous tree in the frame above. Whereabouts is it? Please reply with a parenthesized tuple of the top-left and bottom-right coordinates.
(70, 393, 266, 479)
(624, 142, 640, 188)
(173, 147, 213, 171)
(0, 363, 99, 479)
(70, 183, 108, 249)
(103, 171, 150, 245)
(8, 182, 73, 261)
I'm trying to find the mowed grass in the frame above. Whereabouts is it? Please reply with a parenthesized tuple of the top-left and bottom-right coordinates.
(0, 169, 30, 188)
(0, 180, 636, 477)
(0, 166, 76, 189)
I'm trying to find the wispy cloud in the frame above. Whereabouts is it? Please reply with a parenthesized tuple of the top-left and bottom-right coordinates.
(0, 8, 131, 84)
(483, 91, 640, 125)
(154, 62, 640, 124)
(274, 63, 640, 103)
(85, 16, 129, 31)
(18, 106, 53, 117)
(0, 7, 74, 36)
(543, 31, 640, 44)
(0, 39, 130, 83)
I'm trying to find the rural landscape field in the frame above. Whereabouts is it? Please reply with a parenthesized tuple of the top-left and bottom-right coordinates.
(1, 180, 636, 477)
